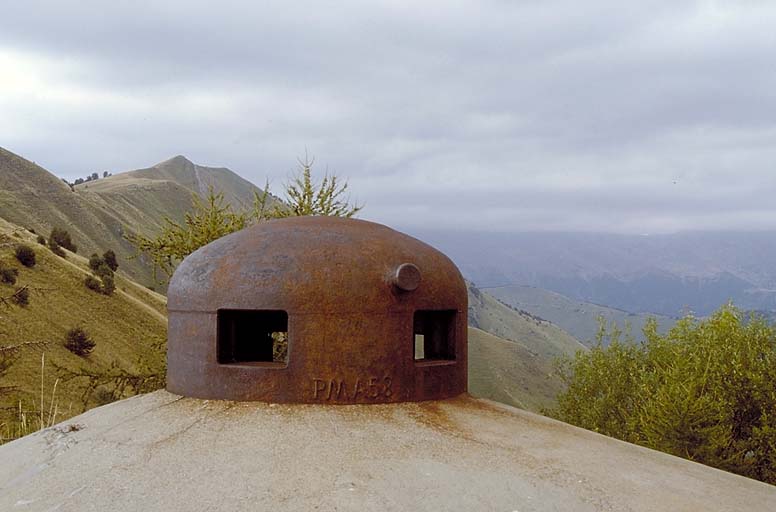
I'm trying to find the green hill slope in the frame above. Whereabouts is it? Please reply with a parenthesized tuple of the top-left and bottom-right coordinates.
(485, 284, 676, 345)
(0, 147, 268, 288)
(469, 327, 563, 412)
(467, 284, 585, 411)
(0, 147, 144, 278)
(469, 284, 585, 359)
(0, 217, 166, 441)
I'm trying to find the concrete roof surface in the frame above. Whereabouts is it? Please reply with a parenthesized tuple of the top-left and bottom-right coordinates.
(0, 390, 774, 511)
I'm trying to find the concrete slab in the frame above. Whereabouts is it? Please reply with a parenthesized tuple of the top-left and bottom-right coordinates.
(0, 390, 773, 511)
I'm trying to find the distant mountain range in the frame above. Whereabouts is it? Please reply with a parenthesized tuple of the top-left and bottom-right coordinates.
(408, 229, 776, 317)
(485, 284, 676, 345)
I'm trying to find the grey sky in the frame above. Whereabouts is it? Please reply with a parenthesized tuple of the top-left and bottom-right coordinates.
(2, 1, 775, 233)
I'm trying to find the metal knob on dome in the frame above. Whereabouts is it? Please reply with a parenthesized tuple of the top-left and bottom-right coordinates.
(392, 263, 421, 291)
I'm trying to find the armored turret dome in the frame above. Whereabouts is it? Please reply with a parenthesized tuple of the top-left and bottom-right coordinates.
(167, 216, 467, 403)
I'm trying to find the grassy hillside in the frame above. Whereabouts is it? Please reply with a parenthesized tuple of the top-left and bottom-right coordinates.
(0, 217, 166, 441)
(467, 284, 585, 411)
(486, 284, 676, 345)
(469, 284, 584, 359)
(0, 147, 268, 289)
(0, 147, 143, 277)
(468, 327, 565, 412)
(73, 154, 271, 242)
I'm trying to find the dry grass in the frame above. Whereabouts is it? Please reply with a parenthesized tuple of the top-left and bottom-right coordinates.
(0, 353, 68, 443)
(468, 327, 562, 412)
(466, 284, 586, 412)
(0, 218, 167, 443)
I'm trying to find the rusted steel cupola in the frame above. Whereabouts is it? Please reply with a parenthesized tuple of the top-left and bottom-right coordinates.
(167, 216, 468, 403)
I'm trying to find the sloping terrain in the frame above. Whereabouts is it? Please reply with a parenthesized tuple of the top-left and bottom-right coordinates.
(468, 327, 562, 412)
(0, 217, 166, 440)
(468, 284, 584, 360)
(73, 154, 271, 242)
(486, 284, 676, 345)
(0, 147, 268, 288)
(79, 155, 263, 211)
(467, 284, 585, 411)
(0, 147, 147, 281)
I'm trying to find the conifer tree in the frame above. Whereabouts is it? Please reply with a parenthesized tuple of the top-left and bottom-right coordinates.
(127, 158, 361, 283)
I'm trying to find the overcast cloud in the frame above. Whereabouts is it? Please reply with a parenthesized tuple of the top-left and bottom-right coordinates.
(1, 0, 775, 233)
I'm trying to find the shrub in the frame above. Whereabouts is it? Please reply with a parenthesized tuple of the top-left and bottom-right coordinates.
(49, 238, 65, 258)
(14, 245, 36, 267)
(64, 327, 95, 356)
(88, 253, 103, 272)
(551, 305, 776, 485)
(36, 235, 46, 245)
(11, 287, 29, 306)
(50, 227, 77, 253)
(100, 274, 116, 295)
(84, 275, 102, 292)
(95, 263, 113, 280)
(126, 160, 361, 284)
(0, 266, 18, 285)
(103, 249, 118, 271)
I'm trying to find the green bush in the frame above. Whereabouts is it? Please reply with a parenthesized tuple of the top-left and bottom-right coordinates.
(0, 266, 18, 285)
(103, 249, 118, 271)
(84, 275, 102, 292)
(50, 227, 77, 253)
(14, 245, 36, 267)
(550, 305, 776, 485)
(100, 274, 115, 296)
(36, 235, 46, 245)
(95, 263, 113, 280)
(64, 327, 95, 356)
(48, 238, 65, 258)
(88, 253, 103, 272)
(85, 272, 115, 295)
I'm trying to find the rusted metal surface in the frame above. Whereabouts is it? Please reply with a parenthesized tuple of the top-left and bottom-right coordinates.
(167, 216, 468, 403)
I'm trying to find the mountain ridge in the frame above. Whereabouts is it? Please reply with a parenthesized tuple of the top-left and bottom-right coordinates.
(0, 146, 267, 288)
(78, 154, 264, 212)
